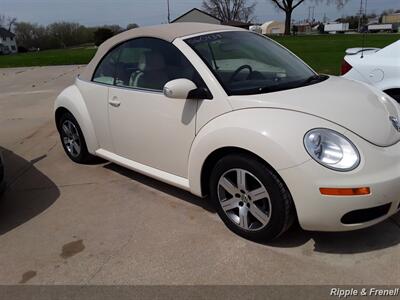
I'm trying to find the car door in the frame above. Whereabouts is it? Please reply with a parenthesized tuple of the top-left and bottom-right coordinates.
(80, 45, 122, 152)
(107, 38, 203, 178)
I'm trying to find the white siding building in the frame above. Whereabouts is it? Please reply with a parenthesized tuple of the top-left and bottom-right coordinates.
(171, 8, 222, 24)
(0, 28, 18, 54)
(171, 8, 252, 29)
(261, 21, 285, 35)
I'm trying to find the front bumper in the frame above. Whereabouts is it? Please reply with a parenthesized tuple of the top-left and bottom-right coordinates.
(279, 135, 400, 232)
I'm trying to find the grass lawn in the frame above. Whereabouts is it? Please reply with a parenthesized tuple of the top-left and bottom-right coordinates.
(271, 34, 400, 75)
(0, 34, 399, 75)
(0, 47, 96, 68)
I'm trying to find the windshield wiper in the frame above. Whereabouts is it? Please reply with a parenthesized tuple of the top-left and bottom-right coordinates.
(257, 80, 302, 94)
(301, 74, 328, 86)
(233, 75, 328, 95)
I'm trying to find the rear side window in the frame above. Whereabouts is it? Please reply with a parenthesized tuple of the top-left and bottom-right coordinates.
(92, 47, 121, 85)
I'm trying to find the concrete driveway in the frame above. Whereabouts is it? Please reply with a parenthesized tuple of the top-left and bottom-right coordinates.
(0, 66, 399, 285)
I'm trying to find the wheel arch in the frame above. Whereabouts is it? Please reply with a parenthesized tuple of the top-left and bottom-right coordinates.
(55, 107, 71, 129)
(383, 88, 400, 102)
(200, 146, 287, 197)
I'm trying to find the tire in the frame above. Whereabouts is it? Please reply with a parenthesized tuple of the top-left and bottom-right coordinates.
(57, 112, 95, 164)
(209, 154, 295, 242)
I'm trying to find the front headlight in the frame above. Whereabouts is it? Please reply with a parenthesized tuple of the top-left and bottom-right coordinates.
(304, 128, 360, 171)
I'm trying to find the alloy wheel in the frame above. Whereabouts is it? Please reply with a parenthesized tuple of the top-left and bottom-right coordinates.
(217, 168, 272, 231)
(61, 120, 81, 158)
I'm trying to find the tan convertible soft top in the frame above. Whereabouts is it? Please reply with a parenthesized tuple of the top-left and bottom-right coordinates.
(80, 22, 243, 81)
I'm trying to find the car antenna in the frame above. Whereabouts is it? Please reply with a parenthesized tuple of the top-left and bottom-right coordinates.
(361, 0, 368, 59)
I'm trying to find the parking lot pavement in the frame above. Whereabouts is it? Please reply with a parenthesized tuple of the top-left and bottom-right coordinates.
(0, 66, 399, 285)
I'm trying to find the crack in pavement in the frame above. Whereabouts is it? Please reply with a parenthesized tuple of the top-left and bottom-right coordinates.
(12, 120, 55, 148)
(84, 228, 138, 284)
(5, 141, 58, 192)
(11, 178, 132, 192)
(29, 65, 83, 90)
(0, 90, 56, 98)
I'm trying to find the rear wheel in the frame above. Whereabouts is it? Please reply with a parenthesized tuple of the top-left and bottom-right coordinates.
(58, 112, 95, 164)
(209, 154, 295, 242)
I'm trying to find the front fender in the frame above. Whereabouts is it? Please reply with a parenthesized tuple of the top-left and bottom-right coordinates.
(54, 84, 99, 154)
(188, 108, 334, 196)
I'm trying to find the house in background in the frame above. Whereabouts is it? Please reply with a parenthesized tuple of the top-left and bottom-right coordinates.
(294, 22, 312, 34)
(171, 8, 252, 28)
(171, 8, 221, 24)
(261, 21, 285, 35)
(0, 27, 18, 54)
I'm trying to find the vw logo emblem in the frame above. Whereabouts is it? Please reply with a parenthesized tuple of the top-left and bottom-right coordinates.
(389, 116, 400, 132)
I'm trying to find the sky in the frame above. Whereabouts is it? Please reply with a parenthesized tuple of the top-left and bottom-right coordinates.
(1, 0, 399, 27)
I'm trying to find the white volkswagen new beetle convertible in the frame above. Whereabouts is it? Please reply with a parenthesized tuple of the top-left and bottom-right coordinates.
(55, 23, 400, 241)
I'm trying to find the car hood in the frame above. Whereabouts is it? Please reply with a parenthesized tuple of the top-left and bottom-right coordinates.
(228, 76, 400, 147)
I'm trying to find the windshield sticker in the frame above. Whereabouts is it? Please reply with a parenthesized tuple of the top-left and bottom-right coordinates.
(187, 33, 223, 45)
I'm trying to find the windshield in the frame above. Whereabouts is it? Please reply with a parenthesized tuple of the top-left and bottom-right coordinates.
(185, 31, 320, 96)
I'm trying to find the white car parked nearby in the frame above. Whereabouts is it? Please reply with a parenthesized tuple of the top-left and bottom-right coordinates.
(341, 39, 400, 102)
(55, 23, 400, 241)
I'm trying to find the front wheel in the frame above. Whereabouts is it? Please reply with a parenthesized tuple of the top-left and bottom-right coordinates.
(58, 112, 95, 164)
(209, 154, 295, 242)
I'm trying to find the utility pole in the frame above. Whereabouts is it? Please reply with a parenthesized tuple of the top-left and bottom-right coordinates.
(312, 6, 315, 23)
(167, 0, 171, 23)
(357, 0, 363, 32)
(308, 6, 315, 24)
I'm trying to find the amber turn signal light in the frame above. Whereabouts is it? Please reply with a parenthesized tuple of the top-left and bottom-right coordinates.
(320, 187, 371, 196)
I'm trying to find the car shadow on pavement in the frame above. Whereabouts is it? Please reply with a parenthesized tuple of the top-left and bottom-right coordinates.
(103, 163, 216, 213)
(0, 147, 60, 235)
(267, 217, 400, 254)
(105, 162, 400, 254)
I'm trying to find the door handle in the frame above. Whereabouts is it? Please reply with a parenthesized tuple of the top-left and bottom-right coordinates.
(109, 97, 121, 108)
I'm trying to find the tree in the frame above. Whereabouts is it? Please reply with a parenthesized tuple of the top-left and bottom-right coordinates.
(7, 17, 17, 31)
(202, 0, 256, 23)
(269, 0, 305, 35)
(14, 22, 40, 48)
(126, 23, 139, 30)
(15, 22, 59, 49)
(269, 0, 348, 35)
(48, 22, 85, 48)
(0, 14, 17, 31)
(104, 24, 123, 35)
(14, 21, 95, 50)
(94, 28, 114, 46)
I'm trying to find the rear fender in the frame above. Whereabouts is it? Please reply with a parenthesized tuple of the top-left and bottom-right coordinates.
(54, 84, 99, 154)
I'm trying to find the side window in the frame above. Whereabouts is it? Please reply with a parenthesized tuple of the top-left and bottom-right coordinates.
(114, 39, 149, 88)
(92, 46, 121, 85)
(114, 38, 207, 91)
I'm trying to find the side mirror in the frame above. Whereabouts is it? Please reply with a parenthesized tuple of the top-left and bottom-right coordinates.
(163, 79, 197, 99)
